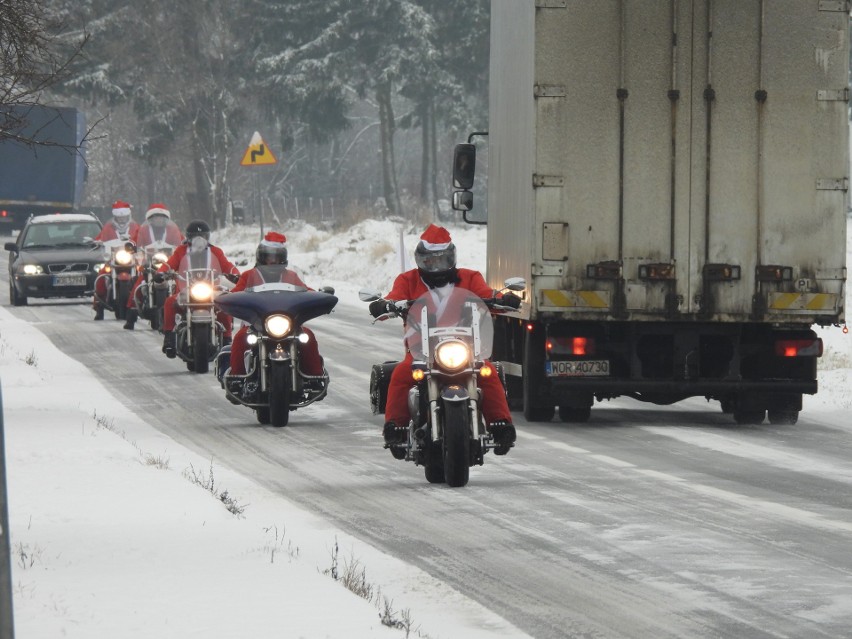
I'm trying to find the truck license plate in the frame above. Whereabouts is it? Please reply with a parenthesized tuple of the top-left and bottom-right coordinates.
(53, 273, 87, 287)
(546, 360, 609, 377)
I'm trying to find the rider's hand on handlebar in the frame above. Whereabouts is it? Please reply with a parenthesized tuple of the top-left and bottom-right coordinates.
(223, 272, 240, 284)
(369, 299, 395, 318)
(501, 292, 522, 309)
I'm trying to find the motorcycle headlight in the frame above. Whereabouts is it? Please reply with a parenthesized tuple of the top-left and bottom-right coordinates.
(152, 252, 169, 265)
(189, 281, 214, 302)
(265, 314, 292, 338)
(434, 340, 470, 372)
(114, 249, 133, 265)
(21, 264, 43, 275)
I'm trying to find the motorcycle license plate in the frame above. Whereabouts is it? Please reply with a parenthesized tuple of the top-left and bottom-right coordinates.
(53, 273, 87, 287)
(546, 360, 610, 377)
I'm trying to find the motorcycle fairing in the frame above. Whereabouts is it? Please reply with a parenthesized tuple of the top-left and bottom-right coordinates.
(216, 287, 338, 330)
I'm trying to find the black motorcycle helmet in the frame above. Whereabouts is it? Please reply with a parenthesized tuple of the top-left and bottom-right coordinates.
(255, 231, 288, 266)
(185, 219, 211, 241)
(415, 224, 457, 288)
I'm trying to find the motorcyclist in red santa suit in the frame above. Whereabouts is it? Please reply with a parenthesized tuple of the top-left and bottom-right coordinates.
(368, 224, 520, 455)
(122, 203, 184, 330)
(156, 219, 240, 358)
(226, 231, 325, 377)
(92, 200, 141, 320)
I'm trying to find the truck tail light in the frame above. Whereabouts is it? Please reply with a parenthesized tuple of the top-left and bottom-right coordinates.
(775, 339, 823, 358)
(546, 336, 596, 356)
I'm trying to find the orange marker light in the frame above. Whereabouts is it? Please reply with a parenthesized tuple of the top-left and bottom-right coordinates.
(412, 369, 425, 381)
(480, 365, 493, 377)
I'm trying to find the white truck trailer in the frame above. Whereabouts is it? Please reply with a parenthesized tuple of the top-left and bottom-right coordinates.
(452, 0, 849, 425)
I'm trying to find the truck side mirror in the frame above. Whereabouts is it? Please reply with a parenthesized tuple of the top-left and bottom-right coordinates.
(452, 143, 477, 190)
(452, 190, 473, 212)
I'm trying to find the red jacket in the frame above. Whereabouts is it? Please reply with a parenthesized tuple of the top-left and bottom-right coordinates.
(386, 268, 493, 302)
(95, 220, 140, 242)
(158, 243, 239, 277)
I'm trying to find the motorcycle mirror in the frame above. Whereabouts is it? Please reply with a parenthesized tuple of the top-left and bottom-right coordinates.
(320, 286, 335, 295)
(504, 277, 526, 291)
(358, 287, 382, 302)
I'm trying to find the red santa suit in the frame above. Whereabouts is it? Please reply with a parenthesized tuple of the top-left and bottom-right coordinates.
(93, 200, 140, 308)
(158, 240, 239, 337)
(383, 264, 512, 428)
(126, 204, 184, 311)
(228, 264, 325, 376)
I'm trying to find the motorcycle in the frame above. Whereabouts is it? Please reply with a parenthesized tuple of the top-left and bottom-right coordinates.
(93, 239, 139, 320)
(214, 282, 338, 427)
(165, 267, 229, 374)
(360, 278, 525, 487)
(133, 243, 175, 331)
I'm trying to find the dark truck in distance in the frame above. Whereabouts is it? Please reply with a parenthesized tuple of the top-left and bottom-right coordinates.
(0, 105, 87, 231)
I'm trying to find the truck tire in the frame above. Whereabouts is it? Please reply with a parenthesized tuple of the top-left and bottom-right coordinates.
(523, 328, 554, 422)
(559, 406, 591, 423)
(733, 408, 765, 425)
(767, 409, 798, 425)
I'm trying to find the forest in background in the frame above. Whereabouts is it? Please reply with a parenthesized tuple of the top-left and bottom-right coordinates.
(40, 1, 490, 228)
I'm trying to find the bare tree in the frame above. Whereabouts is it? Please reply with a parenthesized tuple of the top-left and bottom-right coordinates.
(0, 0, 88, 141)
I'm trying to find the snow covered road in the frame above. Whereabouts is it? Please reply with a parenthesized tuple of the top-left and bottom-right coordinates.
(7, 290, 852, 639)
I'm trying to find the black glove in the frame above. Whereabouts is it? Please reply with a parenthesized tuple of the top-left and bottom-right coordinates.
(153, 272, 166, 284)
(369, 299, 393, 318)
(501, 292, 522, 309)
(224, 272, 240, 284)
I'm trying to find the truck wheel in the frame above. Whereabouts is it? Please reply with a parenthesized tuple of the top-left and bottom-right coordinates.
(559, 406, 591, 423)
(767, 409, 798, 425)
(733, 409, 765, 425)
(523, 328, 554, 422)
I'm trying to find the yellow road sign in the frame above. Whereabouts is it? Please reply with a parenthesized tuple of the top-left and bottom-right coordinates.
(240, 131, 277, 166)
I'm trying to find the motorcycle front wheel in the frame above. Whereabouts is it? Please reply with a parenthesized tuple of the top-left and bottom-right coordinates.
(268, 362, 291, 427)
(442, 400, 471, 488)
(191, 323, 210, 373)
(115, 280, 131, 320)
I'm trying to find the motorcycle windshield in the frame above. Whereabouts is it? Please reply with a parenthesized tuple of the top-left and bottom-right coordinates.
(137, 222, 182, 247)
(216, 287, 337, 329)
(177, 251, 224, 292)
(404, 288, 493, 362)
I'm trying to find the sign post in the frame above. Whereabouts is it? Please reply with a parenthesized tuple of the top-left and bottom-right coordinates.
(0, 383, 15, 639)
(240, 131, 278, 238)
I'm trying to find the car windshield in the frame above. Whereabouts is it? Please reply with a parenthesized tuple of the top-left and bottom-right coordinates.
(22, 221, 101, 248)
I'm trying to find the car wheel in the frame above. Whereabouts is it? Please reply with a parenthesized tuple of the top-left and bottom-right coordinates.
(9, 280, 27, 306)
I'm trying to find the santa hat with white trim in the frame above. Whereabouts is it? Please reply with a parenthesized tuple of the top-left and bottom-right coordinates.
(256, 231, 288, 265)
(414, 224, 456, 275)
(111, 200, 132, 218)
(145, 203, 171, 220)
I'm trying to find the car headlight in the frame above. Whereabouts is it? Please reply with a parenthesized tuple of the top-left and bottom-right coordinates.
(189, 281, 214, 302)
(114, 249, 133, 265)
(264, 314, 292, 338)
(21, 264, 43, 275)
(434, 340, 470, 372)
(93, 263, 105, 273)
